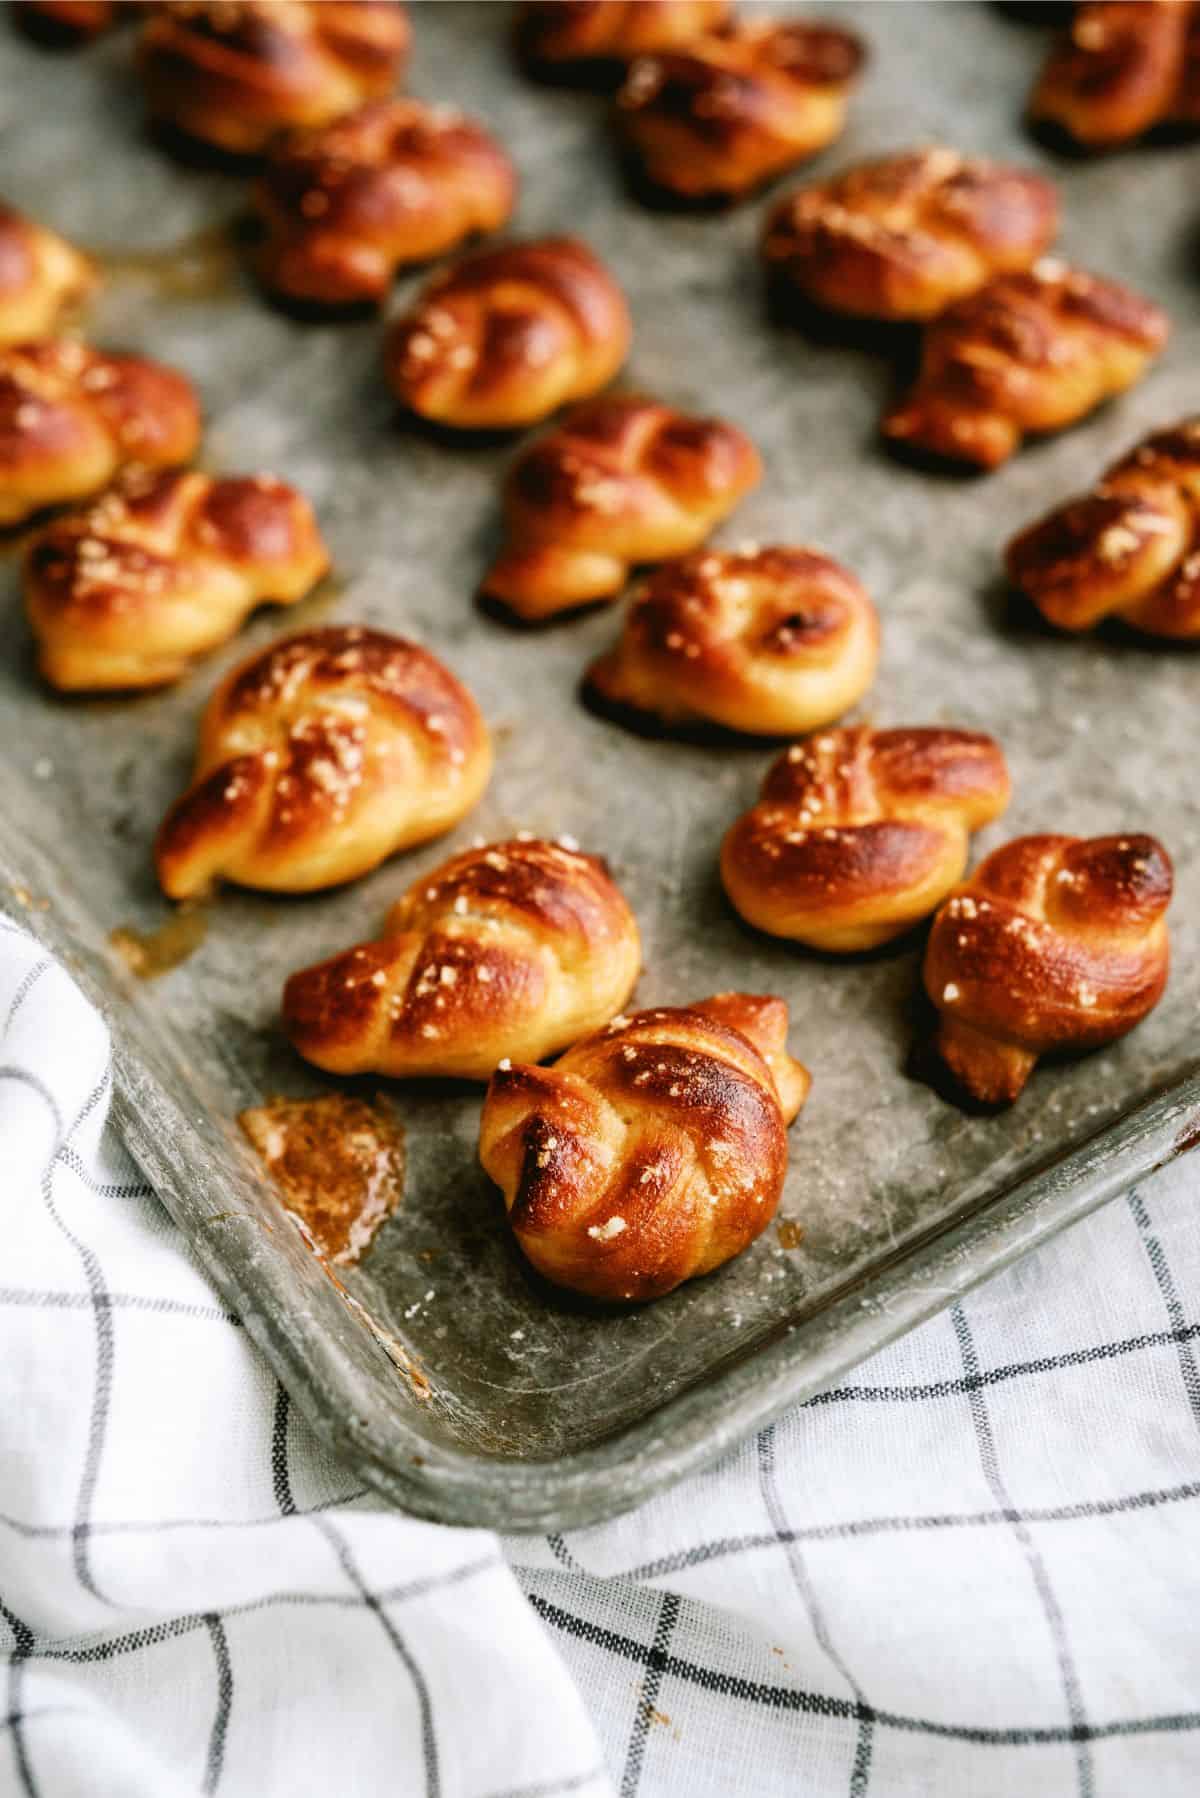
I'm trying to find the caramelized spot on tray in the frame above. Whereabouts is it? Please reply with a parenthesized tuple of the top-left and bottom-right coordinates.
(239, 1093, 405, 1266)
(89, 220, 241, 302)
(109, 907, 208, 978)
(775, 1217, 804, 1250)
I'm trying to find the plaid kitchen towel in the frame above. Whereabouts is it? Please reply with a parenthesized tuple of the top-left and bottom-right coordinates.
(3, 917, 1199, 1798)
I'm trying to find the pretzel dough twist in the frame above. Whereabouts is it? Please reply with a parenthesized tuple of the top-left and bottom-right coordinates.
(721, 726, 1011, 952)
(516, 1, 731, 72)
(0, 339, 200, 528)
(479, 992, 810, 1300)
(0, 202, 95, 346)
(482, 394, 761, 618)
(155, 625, 491, 898)
(256, 99, 516, 307)
(925, 832, 1172, 1104)
(1030, 1, 1200, 149)
(138, 0, 411, 155)
(1006, 417, 1200, 637)
(761, 146, 1059, 322)
(586, 545, 879, 735)
(283, 837, 642, 1079)
(883, 260, 1169, 468)
(26, 468, 328, 691)
(385, 236, 632, 430)
(616, 16, 865, 200)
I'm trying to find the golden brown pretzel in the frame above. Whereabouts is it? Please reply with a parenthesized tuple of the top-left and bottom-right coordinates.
(482, 394, 761, 619)
(882, 261, 1170, 469)
(155, 625, 491, 898)
(0, 202, 95, 345)
(616, 15, 865, 201)
(720, 726, 1011, 952)
(1030, 1, 1200, 148)
(925, 832, 1172, 1104)
(384, 236, 632, 430)
(586, 545, 879, 735)
(1006, 417, 1200, 637)
(0, 340, 200, 529)
(478, 991, 810, 1300)
(138, 0, 411, 155)
(256, 99, 516, 307)
(761, 147, 1060, 322)
(283, 836, 642, 1079)
(516, 0, 731, 71)
(25, 468, 329, 692)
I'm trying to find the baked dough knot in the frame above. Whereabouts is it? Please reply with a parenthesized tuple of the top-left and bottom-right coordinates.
(25, 466, 328, 691)
(1030, 1, 1200, 148)
(482, 393, 761, 618)
(256, 98, 516, 307)
(516, 1, 732, 71)
(1007, 416, 1200, 637)
(137, 0, 411, 155)
(586, 544, 879, 735)
(616, 15, 866, 200)
(883, 259, 1169, 468)
(479, 991, 810, 1300)
(155, 624, 491, 897)
(0, 339, 200, 528)
(0, 202, 96, 346)
(721, 726, 1011, 952)
(283, 836, 642, 1079)
(385, 235, 632, 430)
(925, 832, 1172, 1104)
(761, 146, 1059, 322)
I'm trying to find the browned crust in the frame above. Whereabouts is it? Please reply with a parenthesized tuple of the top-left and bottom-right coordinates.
(283, 836, 643, 1078)
(155, 624, 492, 897)
(0, 204, 97, 346)
(256, 98, 516, 306)
(478, 993, 810, 1301)
(138, 0, 411, 155)
(616, 17, 866, 200)
(721, 725, 1011, 951)
(761, 146, 1059, 321)
(586, 543, 879, 735)
(924, 832, 1172, 1104)
(1029, 1, 1200, 148)
(516, 0, 732, 70)
(482, 393, 761, 616)
(384, 235, 632, 430)
(1005, 414, 1200, 636)
(883, 261, 1170, 468)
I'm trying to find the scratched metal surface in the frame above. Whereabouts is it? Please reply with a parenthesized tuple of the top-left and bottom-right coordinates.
(3, 0, 1200, 1528)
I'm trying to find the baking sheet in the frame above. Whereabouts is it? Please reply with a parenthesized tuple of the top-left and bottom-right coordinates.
(3, 0, 1200, 1529)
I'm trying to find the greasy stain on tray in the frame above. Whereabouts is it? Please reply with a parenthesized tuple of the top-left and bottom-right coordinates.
(88, 219, 241, 301)
(110, 907, 208, 978)
(775, 1217, 804, 1250)
(239, 1093, 406, 1266)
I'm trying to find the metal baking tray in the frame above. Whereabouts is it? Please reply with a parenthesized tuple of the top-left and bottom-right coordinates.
(4, 0, 1200, 1530)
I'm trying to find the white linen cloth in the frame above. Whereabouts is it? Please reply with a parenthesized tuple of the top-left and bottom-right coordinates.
(3, 915, 1199, 1798)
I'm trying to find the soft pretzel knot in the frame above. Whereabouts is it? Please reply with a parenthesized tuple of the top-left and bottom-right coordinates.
(882, 260, 1170, 469)
(516, 0, 732, 71)
(155, 625, 491, 898)
(1006, 417, 1200, 638)
(1030, 2, 1200, 149)
(720, 727, 1011, 952)
(481, 394, 761, 618)
(385, 236, 632, 430)
(0, 203, 95, 346)
(761, 147, 1060, 322)
(478, 992, 810, 1301)
(283, 837, 642, 1079)
(925, 832, 1173, 1106)
(256, 99, 517, 308)
(616, 16, 866, 201)
(138, 0, 411, 156)
(25, 468, 329, 692)
(587, 544, 879, 735)
(0, 340, 200, 529)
